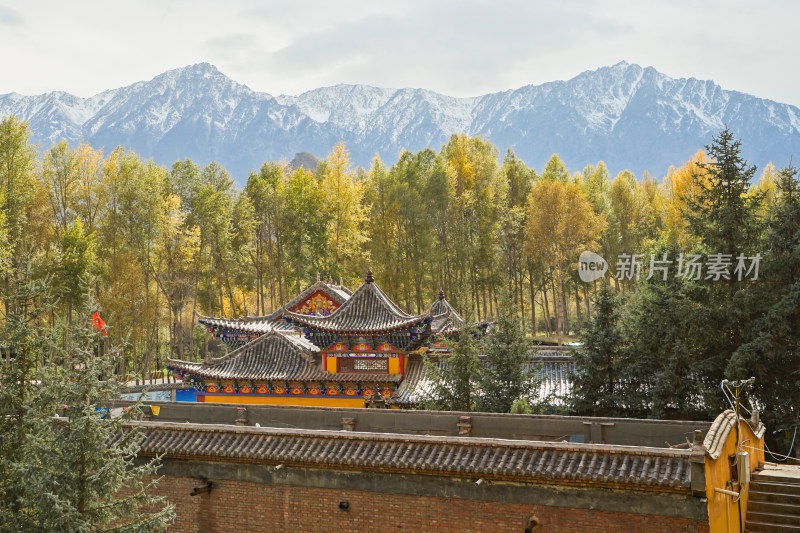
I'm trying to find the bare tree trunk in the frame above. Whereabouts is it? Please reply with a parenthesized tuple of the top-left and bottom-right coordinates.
(133, 342, 139, 386)
(276, 229, 286, 306)
(189, 275, 199, 362)
(553, 275, 563, 345)
(177, 309, 184, 360)
(560, 275, 569, 336)
(516, 269, 525, 332)
(583, 283, 591, 321)
(527, 266, 537, 336)
(542, 284, 552, 337)
(217, 258, 225, 316)
(482, 282, 489, 320)
(256, 233, 264, 315)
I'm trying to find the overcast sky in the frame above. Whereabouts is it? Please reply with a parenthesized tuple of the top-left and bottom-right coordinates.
(1, 1, 797, 106)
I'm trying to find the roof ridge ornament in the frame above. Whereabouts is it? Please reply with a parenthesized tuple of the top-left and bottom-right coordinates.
(365, 269, 374, 284)
(439, 288, 445, 300)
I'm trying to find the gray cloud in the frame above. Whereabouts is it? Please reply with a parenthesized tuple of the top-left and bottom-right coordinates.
(0, 5, 23, 26)
(258, 0, 628, 96)
(204, 33, 262, 64)
(1, 0, 798, 106)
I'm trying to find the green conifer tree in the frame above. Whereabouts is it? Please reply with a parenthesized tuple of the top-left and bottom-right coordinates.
(682, 128, 764, 416)
(0, 277, 174, 531)
(423, 328, 481, 412)
(571, 282, 623, 416)
(728, 166, 800, 433)
(476, 289, 534, 413)
(0, 264, 58, 528)
(686, 128, 761, 257)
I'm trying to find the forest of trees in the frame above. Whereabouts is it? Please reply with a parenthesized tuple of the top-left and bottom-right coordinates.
(0, 114, 605, 372)
(571, 129, 800, 438)
(0, 115, 798, 433)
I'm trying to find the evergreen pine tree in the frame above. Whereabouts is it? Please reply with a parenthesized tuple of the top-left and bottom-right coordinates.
(685, 127, 761, 256)
(616, 252, 713, 420)
(423, 328, 481, 412)
(476, 289, 534, 413)
(683, 128, 764, 416)
(0, 278, 174, 531)
(728, 166, 800, 432)
(0, 264, 58, 528)
(571, 282, 623, 417)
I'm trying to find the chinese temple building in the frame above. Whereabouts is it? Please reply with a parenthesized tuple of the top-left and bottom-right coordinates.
(166, 330, 401, 407)
(282, 269, 432, 377)
(168, 271, 455, 408)
(168, 270, 562, 408)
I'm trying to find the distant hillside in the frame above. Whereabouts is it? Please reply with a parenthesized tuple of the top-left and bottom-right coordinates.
(290, 152, 319, 172)
(2, 62, 799, 184)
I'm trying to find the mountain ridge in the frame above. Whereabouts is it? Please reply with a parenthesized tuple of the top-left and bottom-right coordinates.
(1, 61, 798, 184)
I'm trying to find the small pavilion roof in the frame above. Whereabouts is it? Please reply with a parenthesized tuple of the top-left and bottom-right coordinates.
(198, 280, 352, 335)
(167, 331, 400, 383)
(197, 313, 293, 335)
(428, 289, 465, 323)
(283, 271, 432, 335)
(275, 279, 353, 310)
(427, 289, 465, 334)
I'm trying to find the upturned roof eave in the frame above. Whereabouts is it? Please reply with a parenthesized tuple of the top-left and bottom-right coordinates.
(164, 366, 403, 384)
(282, 312, 432, 335)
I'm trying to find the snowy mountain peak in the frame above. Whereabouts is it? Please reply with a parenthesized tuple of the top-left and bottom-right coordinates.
(278, 84, 398, 125)
(1, 62, 798, 184)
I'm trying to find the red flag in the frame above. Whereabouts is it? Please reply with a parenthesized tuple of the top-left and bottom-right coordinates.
(91, 312, 108, 337)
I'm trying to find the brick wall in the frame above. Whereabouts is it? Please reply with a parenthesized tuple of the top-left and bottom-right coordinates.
(154, 475, 709, 533)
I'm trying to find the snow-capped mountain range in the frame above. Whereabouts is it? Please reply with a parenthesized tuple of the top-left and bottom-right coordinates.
(2, 61, 799, 184)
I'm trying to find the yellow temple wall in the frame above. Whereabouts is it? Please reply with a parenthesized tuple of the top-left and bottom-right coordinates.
(325, 354, 404, 375)
(202, 394, 366, 408)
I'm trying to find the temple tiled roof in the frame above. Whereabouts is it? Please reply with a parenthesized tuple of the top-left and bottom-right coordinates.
(426, 289, 492, 336)
(198, 280, 352, 336)
(131, 421, 695, 491)
(392, 357, 432, 405)
(198, 313, 293, 335)
(529, 358, 575, 403)
(428, 289, 465, 334)
(393, 354, 576, 406)
(167, 331, 400, 383)
(283, 271, 432, 334)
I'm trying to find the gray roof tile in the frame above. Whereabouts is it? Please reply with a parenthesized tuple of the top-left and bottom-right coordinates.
(283, 278, 431, 334)
(167, 331, 400, 384)
(393, 356, 576, 406)
(130, 421, 696, 491)
(427, 290, 465, 334)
